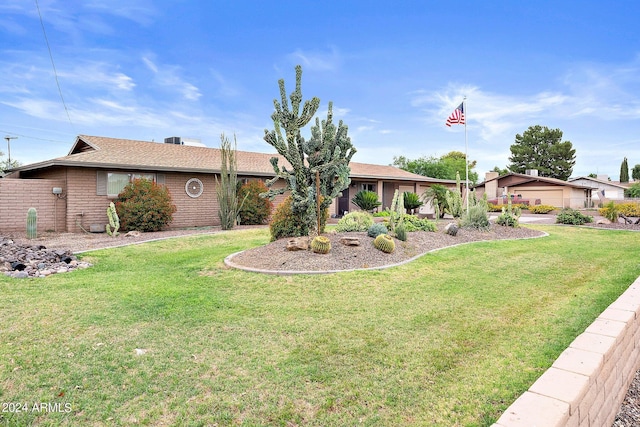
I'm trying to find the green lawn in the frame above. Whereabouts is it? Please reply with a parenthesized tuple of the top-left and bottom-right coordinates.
(1, 225, 639, 426)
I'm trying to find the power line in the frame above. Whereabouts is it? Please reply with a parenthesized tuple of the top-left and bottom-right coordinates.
(35, 0, 75, 130)
(0, 129, 71, 144)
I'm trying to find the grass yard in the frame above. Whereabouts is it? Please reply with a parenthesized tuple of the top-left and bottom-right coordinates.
(1, 225, 639, 426)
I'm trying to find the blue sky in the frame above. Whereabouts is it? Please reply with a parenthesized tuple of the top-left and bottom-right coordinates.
(1, 1, 639, 180)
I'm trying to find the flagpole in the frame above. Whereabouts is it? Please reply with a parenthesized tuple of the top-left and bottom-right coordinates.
(464, 97, 469, 213)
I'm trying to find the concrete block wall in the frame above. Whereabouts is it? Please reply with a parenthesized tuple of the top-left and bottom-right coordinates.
(0, 179, 67, 233)
(493, 277, 640, 427)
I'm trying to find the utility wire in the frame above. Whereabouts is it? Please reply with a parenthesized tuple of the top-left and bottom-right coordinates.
(35, 0, 75, 131)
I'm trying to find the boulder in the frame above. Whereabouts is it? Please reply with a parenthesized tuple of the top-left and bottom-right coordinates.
(286, 237, 309, 251)
(340, 236, 360, 246)
(444, 223, 459, 236)
(596, 218, 611, 225)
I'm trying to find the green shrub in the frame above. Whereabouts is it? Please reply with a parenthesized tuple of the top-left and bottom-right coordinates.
(269, 196, 329, 241)
(367, 223, 388, 238)
(495, 211, 519, 227)
(529, 204, 556, 214)
(395, 214, 437, 232)
(351, 190, 382, 212)
(335, 211, 374, 232)
(461, 204, 491, 230)
(372, 210, 390, 217)
(269, 196, 305, 241)
(115, 178, 177, 232)
(238, 180, 273, 225)
(624, 183, 640, 198)
(556, 208, 593, 225)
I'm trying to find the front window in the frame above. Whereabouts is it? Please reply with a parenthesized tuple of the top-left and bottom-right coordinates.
(107, 172, 155, 197)
(361, 183, 375, 192)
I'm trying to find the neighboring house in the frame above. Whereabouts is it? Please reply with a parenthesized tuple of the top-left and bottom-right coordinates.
(568, 176, 630, 204)
(474, 170, 593, 209)
(2, 135, 454, 233)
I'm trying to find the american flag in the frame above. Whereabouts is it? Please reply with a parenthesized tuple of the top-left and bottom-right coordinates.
(445, 103, 465, 127)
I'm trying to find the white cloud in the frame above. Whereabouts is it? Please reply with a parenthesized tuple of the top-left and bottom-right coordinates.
(287, 47, 342, 71)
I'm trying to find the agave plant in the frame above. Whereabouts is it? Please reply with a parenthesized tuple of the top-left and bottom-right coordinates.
(351, 190, 382, 212)
(403, 192, 423, 214)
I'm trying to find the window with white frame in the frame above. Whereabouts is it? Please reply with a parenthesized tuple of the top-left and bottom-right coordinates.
(97, 171, 158, 197)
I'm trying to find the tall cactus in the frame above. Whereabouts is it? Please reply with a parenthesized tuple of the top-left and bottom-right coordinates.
(106, 202, 120, 237)
(262, 65, 356, 237)
(26, 207, 37, 239)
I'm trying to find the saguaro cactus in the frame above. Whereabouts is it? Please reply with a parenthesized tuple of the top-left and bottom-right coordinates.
(26, 207, 37, 239)
(106, 202, 120, 237)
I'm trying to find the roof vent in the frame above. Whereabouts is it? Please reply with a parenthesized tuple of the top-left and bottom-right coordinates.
(525, 169, 539, 176)
(164, 137, 206, 147)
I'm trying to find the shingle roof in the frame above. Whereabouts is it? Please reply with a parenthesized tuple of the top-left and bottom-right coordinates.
(474, 172, 592, 190)
(14, 135, 453, 183)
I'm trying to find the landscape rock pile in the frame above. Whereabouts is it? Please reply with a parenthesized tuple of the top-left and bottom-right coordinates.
(0, 237, 91, 278)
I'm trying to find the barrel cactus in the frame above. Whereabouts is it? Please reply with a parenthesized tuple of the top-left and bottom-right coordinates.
(310, 235, 331, 254)
(374, 234, 395, 253)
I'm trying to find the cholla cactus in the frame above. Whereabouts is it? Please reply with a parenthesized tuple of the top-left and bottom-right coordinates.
(106, 202, 120, 237)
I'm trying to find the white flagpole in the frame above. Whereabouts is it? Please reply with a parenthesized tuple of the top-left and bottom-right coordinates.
(464, 97, 469, 213)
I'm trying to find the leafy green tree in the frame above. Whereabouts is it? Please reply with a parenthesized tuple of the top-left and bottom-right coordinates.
(392, 150, 478, 184)
(508, 125, 576, 180)
(588, 173, 598, 178)
(491, 166, 510, 176)
(620, 157, 629, 183)
(0, 152, 22, 175)
(624, 183, 640, 198)
(262, 65, 356, 237)
(632, 164, 640, 181)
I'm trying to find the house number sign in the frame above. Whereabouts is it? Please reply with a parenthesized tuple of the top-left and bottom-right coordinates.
(185, 178, 204, 198)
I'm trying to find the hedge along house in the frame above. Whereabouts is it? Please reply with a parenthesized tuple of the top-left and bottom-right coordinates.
(474, 170, 593, 209)
(3, 135, 454, 233)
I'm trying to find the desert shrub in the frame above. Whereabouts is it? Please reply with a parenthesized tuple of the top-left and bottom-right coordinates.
(395, 223, 407, 241)
(598, 201, 619, 222)
(556, 208, 593, 225)
(372, 210, 390, 217)
(351, 190, 381, 212)
(115, 179, 176, 231)
(461, 204, 491, 230)
(395, 214, 436, 232)
(269, 196, 317, 241)
(614, 202, 640, 217)
(238, 180, 273, 225)
(367, 223, 388, 238)
(269, 196, 329, 241)
(495, 210, 519, 227)
(529, 204, 556, 214)
(115, 178, 176, 232)
(487, 203, 503, 212)
(335, 211, 374, 232)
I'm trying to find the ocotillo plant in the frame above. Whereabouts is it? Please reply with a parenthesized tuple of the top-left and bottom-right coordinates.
(26, 207, 37, 239)
(106, 202, 120, 236)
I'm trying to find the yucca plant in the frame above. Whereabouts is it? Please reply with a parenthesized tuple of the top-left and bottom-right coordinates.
(351, 190, 382, 212)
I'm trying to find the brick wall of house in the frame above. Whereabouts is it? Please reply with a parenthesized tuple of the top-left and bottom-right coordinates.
(3, 167, 291, 233)
(0, 179, 67, 233)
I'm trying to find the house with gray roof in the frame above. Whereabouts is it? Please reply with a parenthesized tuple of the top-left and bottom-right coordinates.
(3, 135, 454, 233)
